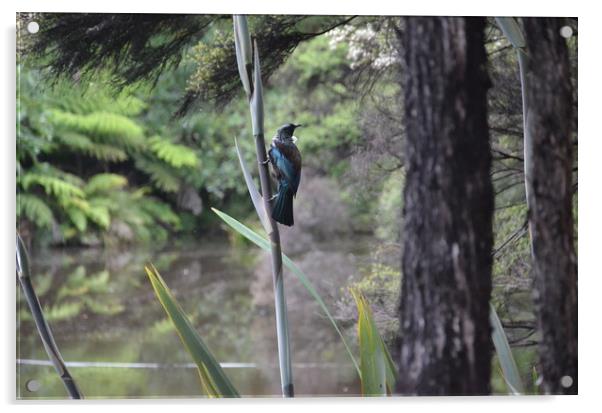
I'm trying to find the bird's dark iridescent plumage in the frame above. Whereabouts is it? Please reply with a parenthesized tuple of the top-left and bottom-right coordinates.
(269, 123, 302, 226)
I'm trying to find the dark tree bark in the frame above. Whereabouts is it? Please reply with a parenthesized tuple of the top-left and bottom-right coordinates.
(396, 17, 494, 395)
(522, 17, 578, 395)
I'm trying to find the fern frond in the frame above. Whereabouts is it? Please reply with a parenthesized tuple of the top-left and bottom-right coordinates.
(85, 204, 111, 229)
(17, 128, 57, 163)
(57, 132, 128, 162)
(62, 196, 91, 212)
(85, 173, 128, 195)
(148, 136, 198, 168)
(48, 76, 147, 117)
(135, 157, 181, 193)
(106, 95, 147, 117)
(69, 93, 146, 117)
(140, 197, 181, 229)
(26, 163, 86, 187)
(21, 172, 85, 199)
(65, 206, 88, 232)
(47, 110, 145, 148)
(88, 196, 118, 212)
(17, 194, 55, 228)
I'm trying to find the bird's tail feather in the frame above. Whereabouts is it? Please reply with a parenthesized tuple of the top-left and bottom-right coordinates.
(271, 184, 294, 226)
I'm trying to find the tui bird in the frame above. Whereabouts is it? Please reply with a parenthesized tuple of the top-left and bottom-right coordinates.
(268, 123, 303, 226)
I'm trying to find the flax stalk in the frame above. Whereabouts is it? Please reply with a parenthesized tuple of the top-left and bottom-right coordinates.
(233, 15, 293, 397)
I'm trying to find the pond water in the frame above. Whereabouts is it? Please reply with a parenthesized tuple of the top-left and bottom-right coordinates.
(16, 238, 366, 399)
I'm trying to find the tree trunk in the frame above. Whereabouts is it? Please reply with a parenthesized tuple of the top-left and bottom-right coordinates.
(522, 17, 577, 395)
(396, 17, 494, 395)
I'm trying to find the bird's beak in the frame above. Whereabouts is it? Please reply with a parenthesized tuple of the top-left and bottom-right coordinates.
(294, 124, 303, 129)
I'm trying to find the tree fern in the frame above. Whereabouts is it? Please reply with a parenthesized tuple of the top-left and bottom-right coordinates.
(148, 136, 198, 168)
(135, 157, 182, 193)
(85, 204, 111, 229)
(47, 110, 145, 148)
(20, 171, 85, 200)
(25, 163, 86, 186)
(17, 194, 55, 228)
(18, 65, 195, 245)
(84, 173, 128, 195)
(65, 206, 88, 232)
(17, 128, 56, 163)
(57, 132, 128, 162)
(140, 197, 182, 229)
(50, 82, 147, 117)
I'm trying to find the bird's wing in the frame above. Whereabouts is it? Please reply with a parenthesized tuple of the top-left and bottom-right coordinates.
(270, 146, 295, 185)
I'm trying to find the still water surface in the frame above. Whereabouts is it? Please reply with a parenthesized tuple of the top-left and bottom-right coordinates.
(17, 239, 364, 399)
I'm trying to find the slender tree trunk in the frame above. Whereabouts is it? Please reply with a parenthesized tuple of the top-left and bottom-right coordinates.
(522, 17, 577, 395)
(396, 17, 494, 395)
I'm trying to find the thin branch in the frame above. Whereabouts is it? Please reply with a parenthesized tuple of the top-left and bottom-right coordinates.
(495, 179, 524, 196)
(16, 234, 83, 399)
(492, 147, 524, 162)
(301, 16, 358, 37)
(492, 219, 529, 258)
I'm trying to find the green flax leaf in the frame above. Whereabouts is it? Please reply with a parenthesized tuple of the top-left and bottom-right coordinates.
(490, 303, 525, 394)
(145, 264, 240, 398)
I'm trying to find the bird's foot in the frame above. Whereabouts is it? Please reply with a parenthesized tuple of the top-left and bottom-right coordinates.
(267, 194, 278, 202)
(260, 159, 270, 166)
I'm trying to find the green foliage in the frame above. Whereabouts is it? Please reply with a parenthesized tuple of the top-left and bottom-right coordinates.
(145, 264, 240, 397)
(56, 132, 128, 162)
(187, 30, 235, 101)
(17, 194, 54, 229)
(84, 174, 127, 195)
(262, 35, 362, 174)
(17, 67, 184, 246)
(340, 256, 401, 348)
(148, 136, 198, 168)
(490, 303, 525, 394)
(21, 167, 85, 199)
(376, 170, 404, 242)
(133, 157, 182, 193)
(348, 264, 400, 308)
(47, 110, 145, 148)
(18, 21, 401, 247)
(293, 33, 349, 84)
(351, 288, 397, 396)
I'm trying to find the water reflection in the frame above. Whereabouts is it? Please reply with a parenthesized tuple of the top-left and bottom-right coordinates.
(16, 239, 362, 399)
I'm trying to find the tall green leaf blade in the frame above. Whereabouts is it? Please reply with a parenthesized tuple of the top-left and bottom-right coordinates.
(144, 264, 240, 398)
(233, 16, 252, 97)
(351, 289, 397, 396)
(495, 17, 526, 49)
(382, 333, 397, 393)
(234, 137, 271, 233)
(490, 303, 525, 394)
(212, 207, 360, 376)
(353, 289, 385, 396)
